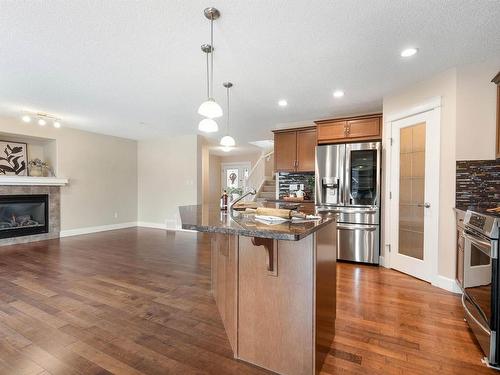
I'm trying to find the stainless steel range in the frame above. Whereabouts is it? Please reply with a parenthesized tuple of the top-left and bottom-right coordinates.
(461, 209, 500, 369)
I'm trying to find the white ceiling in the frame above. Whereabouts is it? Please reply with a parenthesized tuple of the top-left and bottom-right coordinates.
(1, 1, 499, 146)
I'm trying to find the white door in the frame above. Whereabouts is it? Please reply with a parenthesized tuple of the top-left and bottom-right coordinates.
(221, 163, 250, 198)
(389, 109, 440, 282)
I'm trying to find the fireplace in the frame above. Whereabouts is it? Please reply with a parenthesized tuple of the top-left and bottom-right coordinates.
(0, 195, 49, 239)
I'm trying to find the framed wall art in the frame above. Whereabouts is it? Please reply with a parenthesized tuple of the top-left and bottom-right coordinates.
(0, 141, 28, 176)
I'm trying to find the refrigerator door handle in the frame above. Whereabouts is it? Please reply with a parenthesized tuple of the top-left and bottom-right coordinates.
(337, 223, 378, 231)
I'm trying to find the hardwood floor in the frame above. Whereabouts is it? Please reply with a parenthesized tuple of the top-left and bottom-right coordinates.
(0, 228, 494, 374)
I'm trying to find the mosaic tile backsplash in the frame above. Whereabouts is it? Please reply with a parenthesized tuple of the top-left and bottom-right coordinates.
(278, 172, 315, 200)
(456, 159, 500, 210)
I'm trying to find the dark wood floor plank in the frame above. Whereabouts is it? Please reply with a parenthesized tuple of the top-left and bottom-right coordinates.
(0, 228, 495, 374)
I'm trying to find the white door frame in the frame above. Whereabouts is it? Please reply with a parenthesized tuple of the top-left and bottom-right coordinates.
(383, 96, 441, 285)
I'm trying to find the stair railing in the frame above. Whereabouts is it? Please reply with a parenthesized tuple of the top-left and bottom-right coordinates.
(244, 151, 274, 201)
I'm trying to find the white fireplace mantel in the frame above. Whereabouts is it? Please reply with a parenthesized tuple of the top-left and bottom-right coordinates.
(0, 176, 69, 186)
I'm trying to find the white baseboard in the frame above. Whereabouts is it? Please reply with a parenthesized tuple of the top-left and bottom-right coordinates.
(137, 221, 196, 233)
(60, 222, 138, 237)
(433, 275, 462, 294)
(137, 221, 167, 229)
(378, 255, 390, 268)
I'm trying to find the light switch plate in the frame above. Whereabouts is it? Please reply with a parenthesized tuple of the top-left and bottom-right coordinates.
(289, 184, 298, 191)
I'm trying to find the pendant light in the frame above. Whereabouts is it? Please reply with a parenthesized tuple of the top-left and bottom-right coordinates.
(198, 44, 219, 132)
(198, 7, 223, 120)
(220, 82, 235, 148)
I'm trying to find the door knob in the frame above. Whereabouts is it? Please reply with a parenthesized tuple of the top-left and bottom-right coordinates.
(418, 203, 431, 208)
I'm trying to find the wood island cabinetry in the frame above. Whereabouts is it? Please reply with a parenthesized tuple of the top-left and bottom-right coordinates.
(179, 204, 337, 375)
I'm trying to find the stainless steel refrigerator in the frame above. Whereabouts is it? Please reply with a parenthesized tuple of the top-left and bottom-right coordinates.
(315, 142, 381, 264)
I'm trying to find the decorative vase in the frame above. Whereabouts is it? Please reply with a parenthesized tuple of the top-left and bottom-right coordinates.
(29, 166, 43, 177)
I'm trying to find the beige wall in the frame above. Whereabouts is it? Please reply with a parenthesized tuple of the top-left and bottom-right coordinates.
(0, 116, 138, 231)
(219, 152, 260, 167)
(137, 134, 199, 228)
(383, 68, 457, 280)
(208, 154, 222, 204)
(456, 58, 499, 160)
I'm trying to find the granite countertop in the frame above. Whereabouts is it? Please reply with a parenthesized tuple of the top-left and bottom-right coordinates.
(178, 203, 335, 241)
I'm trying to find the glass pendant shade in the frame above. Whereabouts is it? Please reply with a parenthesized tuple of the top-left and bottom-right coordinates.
(198, 118, 219, 133)
(198, 98, 223, 118)
(220, 135, 236, 147)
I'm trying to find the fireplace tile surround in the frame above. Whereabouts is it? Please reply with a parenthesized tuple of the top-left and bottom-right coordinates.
(0, 185, 60, 246)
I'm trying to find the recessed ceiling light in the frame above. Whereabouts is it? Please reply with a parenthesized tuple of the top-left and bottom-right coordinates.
(21, 115, 31, 123)
(53, 121, 61, 128)
(278, 99, 287, 107)
(333, 90, 344, 98)
(401, 47, 418, 57)
(38, 119, 47, 126)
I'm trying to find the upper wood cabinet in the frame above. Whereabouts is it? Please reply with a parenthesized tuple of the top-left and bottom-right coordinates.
(315, 114, 382, 144)
(493, 72, 500, 159)
(296, 129, 316, 172)
(274, 130, 297, 171)
(316, 120, 346, 142)
(273, 127, 316, 172)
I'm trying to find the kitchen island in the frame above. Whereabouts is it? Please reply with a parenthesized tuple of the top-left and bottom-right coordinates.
(179, 204, 337, 375)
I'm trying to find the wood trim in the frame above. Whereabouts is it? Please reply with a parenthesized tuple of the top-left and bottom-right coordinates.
(251, 237, 278, 276)
(317, 134, 383, 145)
(492, 71, 500, 84)
(272, 125, 316, 134)
(314, 113, 382, 125)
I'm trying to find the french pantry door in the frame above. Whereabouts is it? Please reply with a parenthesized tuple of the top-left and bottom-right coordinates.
(389, 103, 441, 283)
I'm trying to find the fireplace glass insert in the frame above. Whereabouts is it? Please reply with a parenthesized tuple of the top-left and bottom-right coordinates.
(0, 195, 49, 239)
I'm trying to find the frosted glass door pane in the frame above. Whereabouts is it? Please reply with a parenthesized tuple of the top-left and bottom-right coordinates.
(399, 123, 425, 260)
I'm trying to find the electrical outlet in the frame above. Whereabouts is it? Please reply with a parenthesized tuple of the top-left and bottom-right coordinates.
(300, 184, 304, 190)
(113, 212, 118, 219)
(289, 184, 298, 191)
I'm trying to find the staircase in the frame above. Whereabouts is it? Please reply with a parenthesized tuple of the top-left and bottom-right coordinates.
(255, 177, 276, 202)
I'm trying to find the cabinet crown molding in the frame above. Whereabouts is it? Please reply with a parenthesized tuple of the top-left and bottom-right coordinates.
(314, 113, 382, 125)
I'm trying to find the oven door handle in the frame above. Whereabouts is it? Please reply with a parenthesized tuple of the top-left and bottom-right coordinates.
(463, 233, 492, 255)
(461, 294, 490, 335)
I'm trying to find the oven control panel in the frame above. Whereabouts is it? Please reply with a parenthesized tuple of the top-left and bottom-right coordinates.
(464, 210, 499, 239)
(469, 214, 486, 230)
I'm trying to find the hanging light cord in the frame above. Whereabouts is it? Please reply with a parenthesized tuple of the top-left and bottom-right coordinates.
(205, 51, 210, 99)
(226, 85, 230, 135)
(210, 18, 214, 99)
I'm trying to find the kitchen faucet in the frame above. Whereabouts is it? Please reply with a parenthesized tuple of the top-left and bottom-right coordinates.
(230, 188, 256, 214)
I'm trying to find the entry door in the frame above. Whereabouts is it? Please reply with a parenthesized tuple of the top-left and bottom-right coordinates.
(390, 109, 440, 282)
(221, 163, 250, 192)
